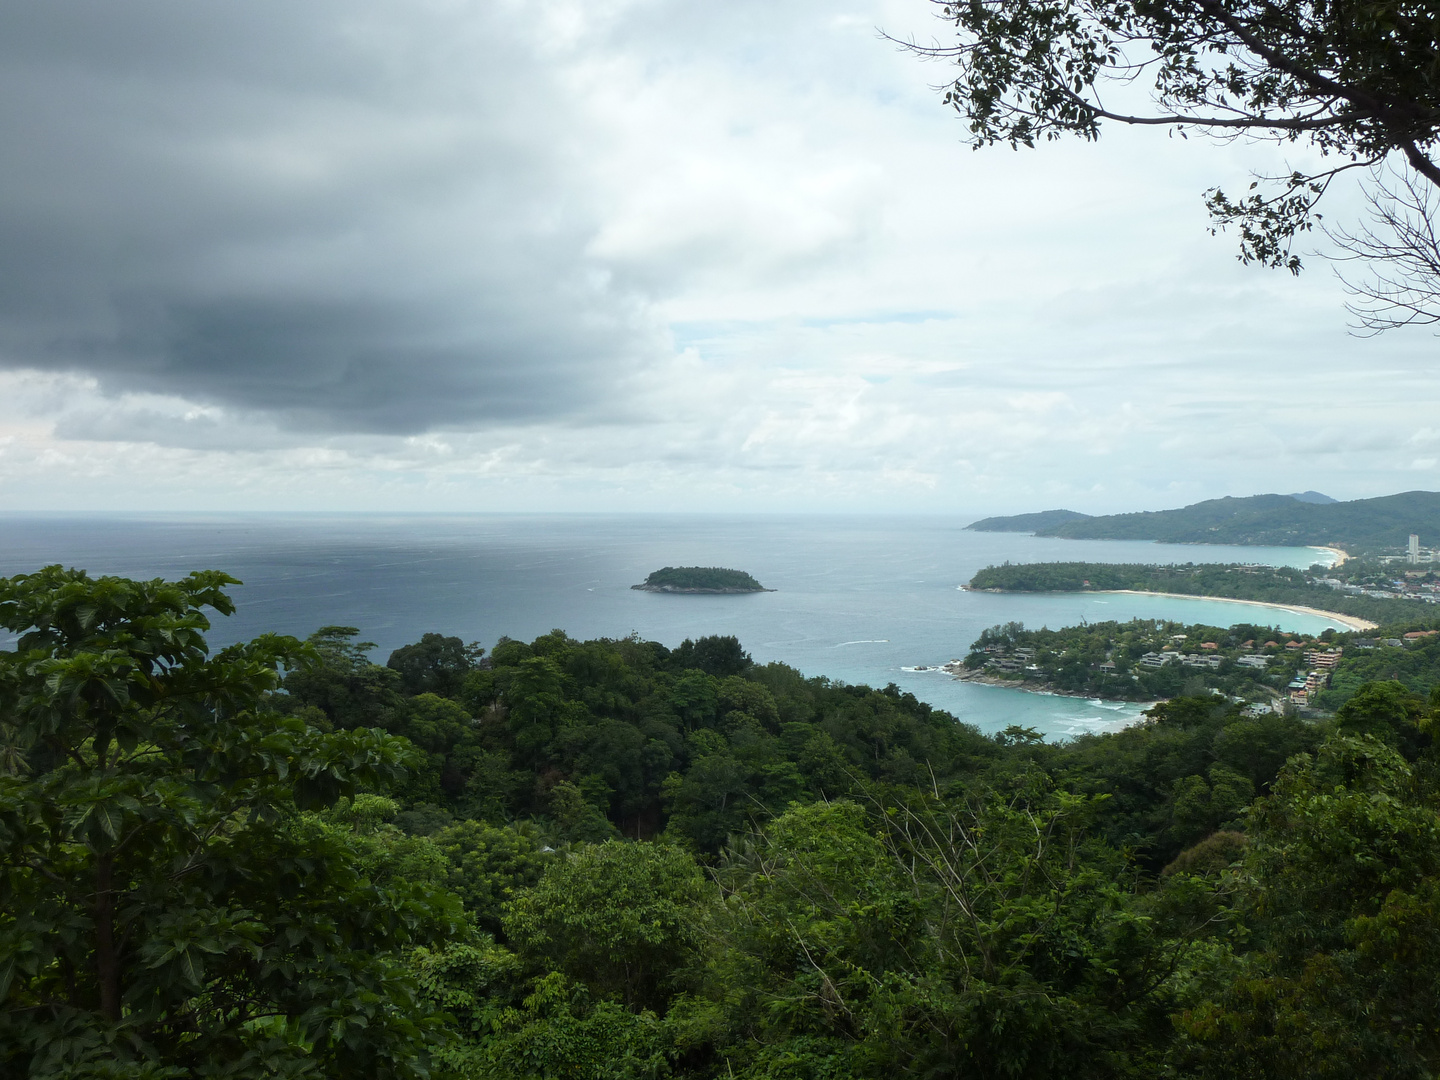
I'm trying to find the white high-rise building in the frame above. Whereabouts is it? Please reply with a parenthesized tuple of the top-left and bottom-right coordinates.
(1409, 534, 1421, 564)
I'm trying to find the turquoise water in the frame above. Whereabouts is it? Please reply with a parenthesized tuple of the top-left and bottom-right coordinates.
(0, 513, 1341, 740)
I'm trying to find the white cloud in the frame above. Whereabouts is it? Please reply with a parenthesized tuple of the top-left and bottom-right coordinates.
(0, 0, 1434, 513)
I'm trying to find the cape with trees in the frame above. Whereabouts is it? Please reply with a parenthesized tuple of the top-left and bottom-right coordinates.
(968, 559, 1436, 626)
(961, 615, 1440, 712)
(968, 489, 1440, 553)
(4, 566, 1440, 1077)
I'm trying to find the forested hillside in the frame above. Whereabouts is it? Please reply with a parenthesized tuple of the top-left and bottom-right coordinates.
(968, 490, 1440, 552)
(967, 508, 1091, 532)
(5, 567, 1440, 1079)
(969, 560, 1437, 626)
(962, 617, 1440, 714)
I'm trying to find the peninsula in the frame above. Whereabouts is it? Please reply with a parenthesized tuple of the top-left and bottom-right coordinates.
(963, 560, 1440, 629)
(632, 566, 772, 593)
(946, 617, 1440, 712)
(966, 489, 1440, 555)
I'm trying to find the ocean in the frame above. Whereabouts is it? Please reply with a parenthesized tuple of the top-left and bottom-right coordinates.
(0, 513, 1343, 740)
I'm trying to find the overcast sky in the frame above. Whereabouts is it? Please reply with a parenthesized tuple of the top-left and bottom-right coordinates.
(0, 0, 1435, 516)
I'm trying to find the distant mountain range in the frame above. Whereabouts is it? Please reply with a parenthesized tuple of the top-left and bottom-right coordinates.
(967, 491, 1440, 553)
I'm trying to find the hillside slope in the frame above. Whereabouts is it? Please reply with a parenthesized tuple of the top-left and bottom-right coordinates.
(967, 508, 1092, 532)
(969, 491, 1440, 552)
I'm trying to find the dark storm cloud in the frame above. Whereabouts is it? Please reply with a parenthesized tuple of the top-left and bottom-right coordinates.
(0, 0, 655, 433)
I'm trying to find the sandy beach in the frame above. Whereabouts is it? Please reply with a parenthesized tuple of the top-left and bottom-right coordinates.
(1094, 589, 1377, 631)
(1317, 546, 1349, 567)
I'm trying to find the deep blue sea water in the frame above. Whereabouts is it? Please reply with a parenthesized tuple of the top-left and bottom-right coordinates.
(0, 513, 1344, 740)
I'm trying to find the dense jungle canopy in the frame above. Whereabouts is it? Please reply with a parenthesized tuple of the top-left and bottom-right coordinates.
(3, 567, 1440, 1077)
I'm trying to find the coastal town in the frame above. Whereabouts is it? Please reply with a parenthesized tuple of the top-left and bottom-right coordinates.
(1315, 540, 1440, 602)
(945, 533, 1440, 718)
(931, 616, 1440, 714)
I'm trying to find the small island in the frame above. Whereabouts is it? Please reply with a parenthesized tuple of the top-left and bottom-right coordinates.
(632, 566, 772, 593)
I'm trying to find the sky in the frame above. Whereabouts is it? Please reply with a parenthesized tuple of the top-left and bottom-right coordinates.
(0, 0, 1436, 516)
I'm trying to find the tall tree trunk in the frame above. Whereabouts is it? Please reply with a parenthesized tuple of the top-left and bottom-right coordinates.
(94, 853, 121, 1021)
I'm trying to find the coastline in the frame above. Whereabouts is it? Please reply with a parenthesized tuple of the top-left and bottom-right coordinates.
(950, 667, 1160, 714)
(1317, 545, 1349, 567)
(631, 583, 773, 594)
(951, 666, 1148, 701)
(1093, 589, 1377, 631)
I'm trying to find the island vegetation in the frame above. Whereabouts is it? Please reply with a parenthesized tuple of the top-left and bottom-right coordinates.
(5, 566, 1440, 1078)
(633, 566, 769, 593)
(958, 618, 1324, 703)
(968, 559, 1440, 627)
(967, 490, 1440, 554)
(966, 508, 1091, 533)
(958, 617, 1440, 714)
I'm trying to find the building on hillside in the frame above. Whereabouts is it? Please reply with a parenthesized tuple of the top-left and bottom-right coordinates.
(1410, 533, 1422, 565)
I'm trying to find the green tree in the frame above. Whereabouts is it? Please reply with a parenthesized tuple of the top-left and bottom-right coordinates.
(702, 790, 1189, 1078)
(463, 972, 674, 1080)
(432, 819, 551, 935)
(388, 693, 483, 806)
(503, 841, 709, 1012)
(281, 624, 402, 730)
(1334, 679, 1428, 755)
(546, 780, 622, 845)
(908, 0, 1440, 303)
(0, 567, 461, 1078)
(1176, 733, 1440, 1078)
(387, 633, 485, 698)
(505, 656, 583, 771)
(408, 939, 524, 1078)
(671, 636, 752, 678)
